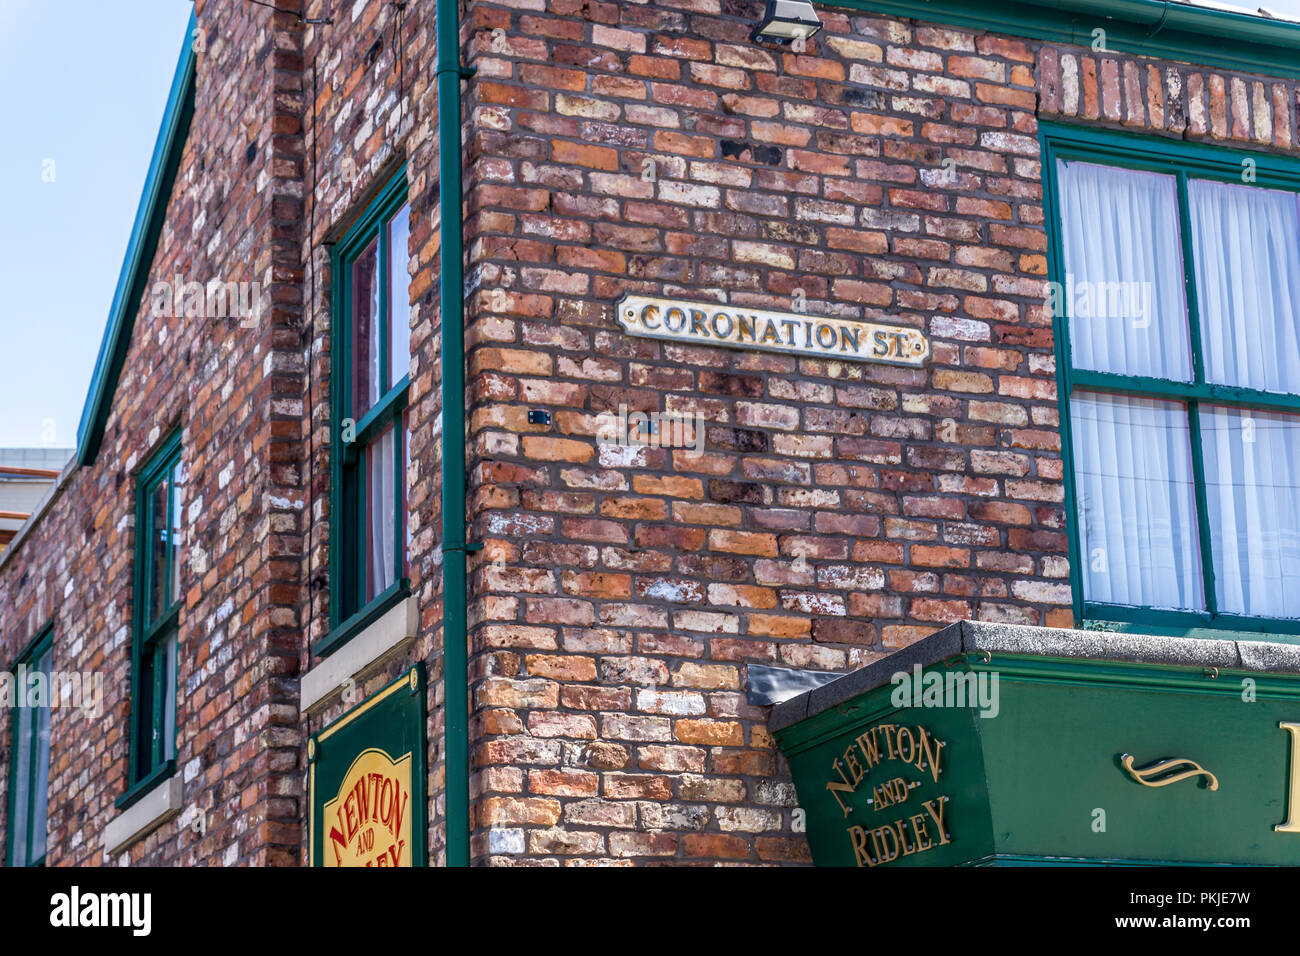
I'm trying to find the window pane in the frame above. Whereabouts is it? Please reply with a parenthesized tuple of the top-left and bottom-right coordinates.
(1056, 160, 1192, 381)
(1200, 406, 1300, 618)
(1189, 180, 1300, 394)
(10, 644, 53, 866)
(11, 700, 32, 864)
(148, 474, 169, 623)
(162, 632, 178, 760)
(138, 648, 156, 779)
(389, 202, 411, 387)
(169, 458, 184, 605)
(403, 413, 411, 574)
(1070, 392, 1203, 610)
(352, 237, 381, 418)
(366, 425, 397, 601)
(30, 648, 52, 863)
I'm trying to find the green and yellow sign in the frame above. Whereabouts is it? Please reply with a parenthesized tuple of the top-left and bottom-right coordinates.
(309, 666, 426, 867)
(772, 623, 1300, 867)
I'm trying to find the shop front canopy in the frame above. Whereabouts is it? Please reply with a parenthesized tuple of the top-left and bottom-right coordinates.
(770, 621, 1300, 866)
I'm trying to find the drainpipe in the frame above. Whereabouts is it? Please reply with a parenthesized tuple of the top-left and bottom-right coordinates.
(436, 0, 474, 868)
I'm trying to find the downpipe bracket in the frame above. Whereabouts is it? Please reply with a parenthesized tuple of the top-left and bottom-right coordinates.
(435, 65, 477, 79)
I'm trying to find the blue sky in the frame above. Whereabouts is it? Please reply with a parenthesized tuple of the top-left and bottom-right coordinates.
(1, 0, 1300, 449)
(0, 0, 192, 448)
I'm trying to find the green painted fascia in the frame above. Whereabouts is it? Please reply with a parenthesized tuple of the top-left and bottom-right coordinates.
(75, 11, 197, 469)
(1040, 119, 1300, 184)
(774, 650, 1300, 755)
(968, 653, 1300, 699)
(964, 853, 1244, 866)
(834, 0, 1300, 79)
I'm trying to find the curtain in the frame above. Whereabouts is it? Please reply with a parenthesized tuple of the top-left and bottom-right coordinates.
(1070, 392, 1203, 610)
(1056, 160, 1191, 380)
(1200, 407, 1300, 619)
(1189, 180, 1300, 394)
(368, 427, 396, 600)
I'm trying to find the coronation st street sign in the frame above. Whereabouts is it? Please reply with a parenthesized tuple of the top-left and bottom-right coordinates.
(615, 295, 930, 367)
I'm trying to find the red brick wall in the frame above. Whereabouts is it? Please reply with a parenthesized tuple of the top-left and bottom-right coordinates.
(2, 0, 1297, 868)
(294, 0, 451, 866)
(0, 0, 306, 865)
(455, 2, 1298, 865)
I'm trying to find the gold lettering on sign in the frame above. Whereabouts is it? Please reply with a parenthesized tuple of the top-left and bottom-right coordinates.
(1276, 722, 1300, 833)
(615, 295, 930, 367)
(826, 720, 952, 867)
(846, 796, 952, 867)
(826, 722, 942, 818)
(871, 776, 910, 813)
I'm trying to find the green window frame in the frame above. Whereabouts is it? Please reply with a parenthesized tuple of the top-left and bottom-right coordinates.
(6, 625, 53, 867)
(322, 168, 413, 656)
(119, 430, 183, 808)
(1040, 121, 1300, 638)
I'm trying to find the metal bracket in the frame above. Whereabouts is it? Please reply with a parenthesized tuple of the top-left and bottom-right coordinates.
(1146, 1, 1172, 37)
(435, 65, 477, 80)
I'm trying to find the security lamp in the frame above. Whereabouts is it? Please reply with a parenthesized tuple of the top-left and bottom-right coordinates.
(751, 0, 823, 44)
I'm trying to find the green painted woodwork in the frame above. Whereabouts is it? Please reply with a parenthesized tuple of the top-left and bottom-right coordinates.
(6, 625, 54, 867)
(436, 0, 474, 869)
(776, 653, 1300, 866)
(321, 169, 411, 658)
(1039, 121, 1300, 639)
(119, 430, 182, 808)
(308, 666, 427, 867)
(76, 12, 196, 469)
(833, 0, 1300, 79)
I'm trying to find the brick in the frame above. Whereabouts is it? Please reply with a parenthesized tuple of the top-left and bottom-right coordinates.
(674, 719, 744, 747)
(8, 0, 1211, 873)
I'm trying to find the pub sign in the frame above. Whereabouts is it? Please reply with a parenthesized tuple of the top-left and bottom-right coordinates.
(309, 666, 427, 867)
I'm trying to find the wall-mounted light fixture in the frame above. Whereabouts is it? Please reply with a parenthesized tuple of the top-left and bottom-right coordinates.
(751, 0, 822, 44)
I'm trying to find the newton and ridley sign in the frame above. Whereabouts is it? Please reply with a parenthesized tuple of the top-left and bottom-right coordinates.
(772, 622, 1300, 867)
(321, 747, 413, 867)
(615, 295, 930, 366)
(309, 666, 426, 867)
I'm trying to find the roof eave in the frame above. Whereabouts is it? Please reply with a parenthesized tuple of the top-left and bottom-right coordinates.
(75, 9, 197, 469)
(839, 0, 1300, 78)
